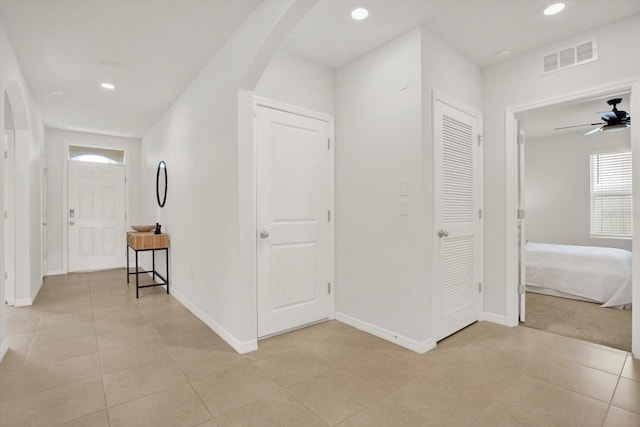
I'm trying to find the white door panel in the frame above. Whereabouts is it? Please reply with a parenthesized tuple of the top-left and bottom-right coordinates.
(68, 162, 125, 272)
(257, 106, 331, 337)
(434, 97, 482, 342)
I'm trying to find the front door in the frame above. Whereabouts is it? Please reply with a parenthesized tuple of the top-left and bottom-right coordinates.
(68, 162, 125, 272)
(256, 105, 332, 337)
(434, 95, 482, 341)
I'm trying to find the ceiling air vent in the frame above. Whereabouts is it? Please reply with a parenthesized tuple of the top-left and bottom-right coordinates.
(542, 38, 597, 74)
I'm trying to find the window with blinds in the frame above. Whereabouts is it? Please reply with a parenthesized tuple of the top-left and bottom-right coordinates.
(590, 151, 632, 239)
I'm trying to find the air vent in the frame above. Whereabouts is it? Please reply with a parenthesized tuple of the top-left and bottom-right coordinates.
(542, 38, 597, 74)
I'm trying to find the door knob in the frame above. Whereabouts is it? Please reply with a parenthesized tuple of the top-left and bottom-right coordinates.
(438, 229, 449, 238)
(259, 230, 269, 239)
(69, 221, 75, 226)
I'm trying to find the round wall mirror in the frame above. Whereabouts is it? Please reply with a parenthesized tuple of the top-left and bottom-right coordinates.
(156, 161, 167, 207)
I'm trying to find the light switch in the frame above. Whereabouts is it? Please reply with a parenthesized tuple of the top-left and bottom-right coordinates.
(399, 180, 409, 197)
(400, 199, 409, 216)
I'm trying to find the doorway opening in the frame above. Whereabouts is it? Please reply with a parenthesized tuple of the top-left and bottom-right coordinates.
(516, 93, 632, 351)
(505, 80, 639, 356)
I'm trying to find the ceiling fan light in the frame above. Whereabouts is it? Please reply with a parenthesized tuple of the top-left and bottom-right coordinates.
(602, 123, 630, 133)
(543, 3, 565, 16)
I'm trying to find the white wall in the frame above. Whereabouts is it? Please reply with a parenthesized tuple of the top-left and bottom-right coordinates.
(255, 50, 334, 115)
(482, 14, 640, 319)
(140, 0, 317, 353)
(334, 27, 481, 350)
(0, 22, 45, 359)
(44, 128, 142, 274)
(525, 130, 631, 251)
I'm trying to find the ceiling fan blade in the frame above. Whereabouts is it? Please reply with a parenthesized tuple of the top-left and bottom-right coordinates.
(598, 111, 618, 121)
(584, 126, 603, 136)
(554, 123, 603, 130)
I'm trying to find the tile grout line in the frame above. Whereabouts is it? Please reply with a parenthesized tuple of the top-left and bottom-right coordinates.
(90, 277, 113, 427)
(146, 305, 218, 425)
(600, 352, 634, 427)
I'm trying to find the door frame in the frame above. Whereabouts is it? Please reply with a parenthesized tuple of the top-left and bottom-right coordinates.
(252, 96, 336, 334)
(504, 79, 640, 357)
(62, 141, 129, 273)
(3, 130, 15, 305)
(432, 91, 484, 338)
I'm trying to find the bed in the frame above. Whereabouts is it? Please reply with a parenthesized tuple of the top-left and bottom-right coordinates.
(525, 242, 632, 308)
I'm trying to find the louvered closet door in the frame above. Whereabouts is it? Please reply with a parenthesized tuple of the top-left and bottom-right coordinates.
(434, 97, 482, 342)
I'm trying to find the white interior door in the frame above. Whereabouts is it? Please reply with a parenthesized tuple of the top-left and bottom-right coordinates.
(256, 105, 332, 338)
(517, 127, 526, 322)
(434, 96, 482, 342)
(3, 130, 15, 305)
(68, 162, 125, 272)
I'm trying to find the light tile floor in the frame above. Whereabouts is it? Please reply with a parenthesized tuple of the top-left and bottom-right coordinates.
(1, 269, 639, 426)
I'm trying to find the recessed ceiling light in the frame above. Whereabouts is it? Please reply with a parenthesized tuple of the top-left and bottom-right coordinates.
(101, 82, 115, 90)
(543, 2, 565, 16)
(351, 7, 369, 21)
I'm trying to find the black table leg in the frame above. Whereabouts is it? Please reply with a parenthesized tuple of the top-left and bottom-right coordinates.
(152, 250, 156, 281)
(166, 248, 169, 294)
(135, 250, 139, 298)
(126, 246, 129, 283)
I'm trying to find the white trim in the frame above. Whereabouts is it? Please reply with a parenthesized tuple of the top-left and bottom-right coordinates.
(504, 78, 640, 357)
(14, 297, 33, 307)
(336, 312, 436, 354)
(254, 96, 334, 123)
(171, 287, 258, 354)
(631, 79, 640, 359)
(3, 129, 15, 306)
(0, 338, 8, 363)
(252, 96, 336, 335)
(479, 312, 508, 326)
(45, 269, 66, 276)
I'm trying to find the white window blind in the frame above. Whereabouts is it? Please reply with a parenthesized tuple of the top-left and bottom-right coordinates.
(590, 151, 632, 238)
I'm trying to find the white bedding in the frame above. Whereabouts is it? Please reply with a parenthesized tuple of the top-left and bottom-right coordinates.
(525, 242, 632, 308)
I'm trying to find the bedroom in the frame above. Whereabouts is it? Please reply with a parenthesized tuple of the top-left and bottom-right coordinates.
(518, 93, 632, 350)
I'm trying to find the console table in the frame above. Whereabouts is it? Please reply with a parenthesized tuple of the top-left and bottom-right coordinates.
(126, 232, 169, 298)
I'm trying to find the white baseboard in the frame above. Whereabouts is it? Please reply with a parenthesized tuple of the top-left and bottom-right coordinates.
(170, 288, 258, 354)
(14, 297, 33, 307)
(45, 269, 66, 276)
(0, 337, 8, 363)
(480, 312, 509, 326)
(336, 312, 436, 354)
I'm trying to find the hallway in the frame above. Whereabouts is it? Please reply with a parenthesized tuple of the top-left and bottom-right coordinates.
(0, 270, 639, 426)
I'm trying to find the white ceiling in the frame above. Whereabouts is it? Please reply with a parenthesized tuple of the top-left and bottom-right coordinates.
(0, 0, 261, 138)
(283, 0, 640, 69)
(519, 93, 631, 140)
(1, 0, 639, 138)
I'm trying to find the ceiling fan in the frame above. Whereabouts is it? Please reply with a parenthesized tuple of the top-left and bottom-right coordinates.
(554, 98, 631, 136)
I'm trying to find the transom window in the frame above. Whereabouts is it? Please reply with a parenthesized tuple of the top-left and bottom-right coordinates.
(590, 150, 632, 239)
(68, 145, 125, 165)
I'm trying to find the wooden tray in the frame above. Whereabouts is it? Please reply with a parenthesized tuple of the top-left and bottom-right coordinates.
(127, 232, 169, 250)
